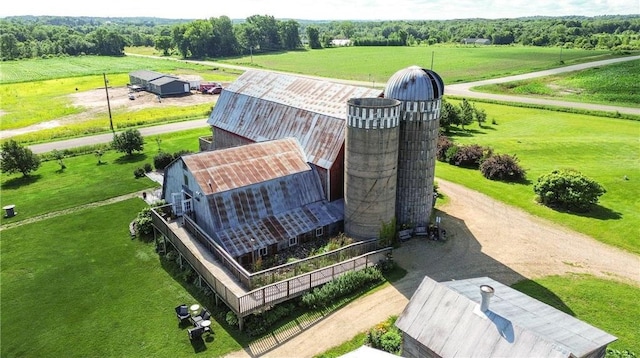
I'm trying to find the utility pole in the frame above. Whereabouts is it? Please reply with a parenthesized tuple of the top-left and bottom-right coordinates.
(103, 73, 114, 135)
(431, 51, 435, 70)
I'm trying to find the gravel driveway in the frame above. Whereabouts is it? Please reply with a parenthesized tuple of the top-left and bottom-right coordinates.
(225, 179, 640, 358)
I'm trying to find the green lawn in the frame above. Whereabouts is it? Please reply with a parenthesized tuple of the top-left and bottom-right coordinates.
(0, 199, 243, 358)
(436, 102, 640, 254)
(217, 45, 618, 84)
(474, 59, 640, 108)
(0, 127, 209, 226)
(512, 275, 640, 353)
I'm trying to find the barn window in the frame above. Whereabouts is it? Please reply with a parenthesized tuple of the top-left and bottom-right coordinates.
(183, 174, 188, 186)
(259, 247, 268, 256)
(289, 237, 298, 247)
(316, 227, 324, 237)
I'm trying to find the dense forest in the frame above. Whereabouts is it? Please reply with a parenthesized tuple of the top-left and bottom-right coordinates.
(1, 14, 639, 61)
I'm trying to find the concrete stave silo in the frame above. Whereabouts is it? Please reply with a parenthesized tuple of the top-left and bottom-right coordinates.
(344, 97, 402, 240)
(385, 66, 444, 229)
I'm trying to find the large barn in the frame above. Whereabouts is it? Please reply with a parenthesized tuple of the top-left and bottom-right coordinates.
(395, 276, 617, 358)
(207, 70, 383, 202)
(207, 68, 444, 236)
(161, 137, 343, 267)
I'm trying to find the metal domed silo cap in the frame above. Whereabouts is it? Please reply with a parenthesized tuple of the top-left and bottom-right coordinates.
(384, 65, 444, 101)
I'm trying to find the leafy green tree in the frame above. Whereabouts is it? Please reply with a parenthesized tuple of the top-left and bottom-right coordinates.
(439, 99, 460, 132)
(112, 129, 144, 156)
(1, 140, 41, 177)
(473, 104, 487, 127)
(533, 169, 606, 212)
(458, 98, 474, 129)
(306, 26, 322, 49)
(0, 33, 20, 60)
(154, 35, 173, 56)
(280, 20, 301, 50)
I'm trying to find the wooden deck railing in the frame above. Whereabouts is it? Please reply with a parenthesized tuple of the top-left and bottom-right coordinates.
(151, 206, 392, 317)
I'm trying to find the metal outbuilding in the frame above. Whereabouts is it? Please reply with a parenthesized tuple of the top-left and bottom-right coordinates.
(129, 70, 190, 96)
(395, 276, 617, 358)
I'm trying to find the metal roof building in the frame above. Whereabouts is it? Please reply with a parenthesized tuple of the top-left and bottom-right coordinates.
(162, 138, 343, 263)
(395, 276, 616, 358)
(207, 70, 382, 201)
(129, 70, 190, 96)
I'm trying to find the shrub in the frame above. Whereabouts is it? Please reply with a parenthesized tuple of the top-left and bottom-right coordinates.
(153, 151, 174, 170)
(606, 349, 637, 358)
(301, 267, 384, 309)
(379, 330, 402, 354)
(444, 145, 459, 164)
(533, 169, 606, 212)
(225, 311, 238, 327)
(143, 163, 153, 172)
(133, 167, 146, 178)
(480, 154, 526, 181)
(451, 144, 491, 168)
(365, 316, 402, 354)
(173, 149, 194, 159)
(436, 135, 455, 162)
(244, 302, 297, 336)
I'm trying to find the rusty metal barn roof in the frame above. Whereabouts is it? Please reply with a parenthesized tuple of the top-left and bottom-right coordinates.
(215, 199, 344, 258)
(182, 138, 309, 195)
(396, 276, 616, 358)
(207, 70, 382, 170)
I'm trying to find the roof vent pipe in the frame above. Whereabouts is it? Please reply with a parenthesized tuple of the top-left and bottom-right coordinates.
(480, 285, 494, 312)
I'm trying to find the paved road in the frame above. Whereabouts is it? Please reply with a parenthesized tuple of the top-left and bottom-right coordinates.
(446, 55, 640, 115)
(23, 54, 640, 153)
(28, 119, 210, 154)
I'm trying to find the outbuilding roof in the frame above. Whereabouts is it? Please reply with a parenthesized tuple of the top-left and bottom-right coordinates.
(207, 70, 382, 170)
(129, 70, 166, 82)
(182, 137, 310, 195)
(395, 276, 616, 358)
(149, 76, 183, 87)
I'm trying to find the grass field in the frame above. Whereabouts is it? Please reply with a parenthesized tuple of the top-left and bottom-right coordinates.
(0, 55, 241, 84)
(215, 45, 619, 84)
(474, 59, 640, 108)
(0, 199, 244, 358)
(436, 101, 640, 254)
(0, 127, 209, 226)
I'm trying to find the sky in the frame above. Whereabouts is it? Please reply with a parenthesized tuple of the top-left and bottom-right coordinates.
(2, 0, 639, 21)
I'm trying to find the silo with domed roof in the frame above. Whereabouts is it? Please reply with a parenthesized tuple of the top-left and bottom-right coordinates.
(384, 66, 444, 228)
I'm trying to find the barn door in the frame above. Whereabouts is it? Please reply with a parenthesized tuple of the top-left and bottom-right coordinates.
(172, 193, 184, 217)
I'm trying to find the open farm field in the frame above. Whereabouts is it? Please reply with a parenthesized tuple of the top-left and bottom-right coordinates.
(474, 59, 640, 107)
(215, 45, 618, 84)
(436, 101, 640, 254)
(0, 55, 241, 84)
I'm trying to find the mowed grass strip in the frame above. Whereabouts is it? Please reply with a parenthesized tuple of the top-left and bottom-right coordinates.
(0, 127, 209, 226)
(436, 102, 640, 254)
(218, 45, 615, 84)
(0, 199, 243, 358)
(474, 59, 640, 107)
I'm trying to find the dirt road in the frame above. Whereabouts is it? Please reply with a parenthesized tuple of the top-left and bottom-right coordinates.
(224, 179, 640, 358)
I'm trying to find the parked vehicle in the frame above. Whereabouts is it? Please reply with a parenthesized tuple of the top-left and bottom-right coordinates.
(199, 82, 223, 94)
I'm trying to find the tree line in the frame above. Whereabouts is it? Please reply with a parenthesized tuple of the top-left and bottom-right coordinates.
(1, 14, 638, 61)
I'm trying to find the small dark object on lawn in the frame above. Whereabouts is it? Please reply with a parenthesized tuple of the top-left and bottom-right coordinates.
(175, 304, 190, 323)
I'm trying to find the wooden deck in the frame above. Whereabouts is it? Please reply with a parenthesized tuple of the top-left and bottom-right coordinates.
(152, 210, 393, 320)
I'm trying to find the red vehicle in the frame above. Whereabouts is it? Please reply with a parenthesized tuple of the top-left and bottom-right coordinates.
(200, 83, 223, 94)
